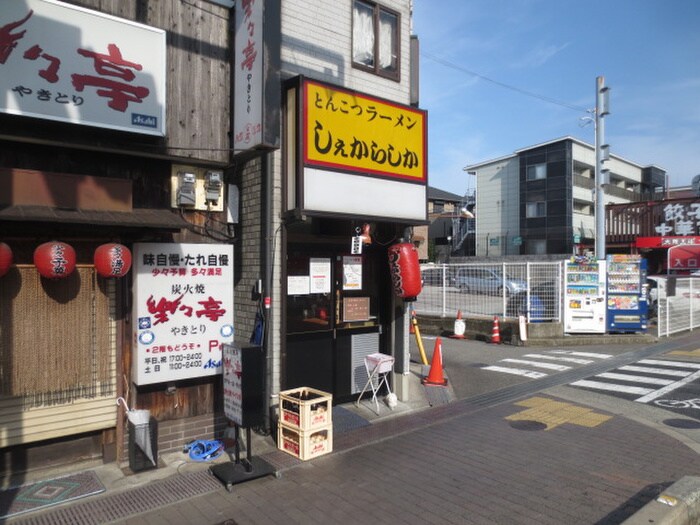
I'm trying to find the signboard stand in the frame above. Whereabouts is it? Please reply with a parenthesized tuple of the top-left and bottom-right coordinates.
(210, 426, 278, 492)
(211, 344, 277, 491)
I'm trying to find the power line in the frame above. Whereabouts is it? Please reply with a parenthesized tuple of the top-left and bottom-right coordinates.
(422, 51, 589, 113)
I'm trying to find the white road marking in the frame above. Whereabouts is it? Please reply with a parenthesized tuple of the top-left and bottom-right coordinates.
(570, 380, 655, 395)
(596, 373, 674, 386)
(635, 369, 700, 403)
(618, 365, 692, 377)
(548, 350, 613, 359)
(524, 353, 593, 364)
(501, 359, 571, 371)
(639, 359, 700, 370)
(482, 366, 547, 379)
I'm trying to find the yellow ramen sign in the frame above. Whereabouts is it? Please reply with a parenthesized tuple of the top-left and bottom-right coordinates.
(303, 80, 426, 182)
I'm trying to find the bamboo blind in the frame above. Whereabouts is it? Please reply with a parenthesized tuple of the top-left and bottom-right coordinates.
(0, 266, 113, 405)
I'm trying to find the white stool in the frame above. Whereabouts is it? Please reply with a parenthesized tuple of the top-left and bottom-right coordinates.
(356, 353, 395, 413)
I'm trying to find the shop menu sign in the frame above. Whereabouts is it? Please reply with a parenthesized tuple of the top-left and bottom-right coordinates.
(223, 344, 243, 425)
(132, 243, 234, 385)
(292, 77, 428, 222)
(0, 0, 166, 136)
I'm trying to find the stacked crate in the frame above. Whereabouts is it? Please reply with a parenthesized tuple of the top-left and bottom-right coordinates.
(277, 387, 333, 460)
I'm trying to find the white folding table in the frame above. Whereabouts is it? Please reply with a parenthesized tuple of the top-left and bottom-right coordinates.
(356, 353, 395, 413)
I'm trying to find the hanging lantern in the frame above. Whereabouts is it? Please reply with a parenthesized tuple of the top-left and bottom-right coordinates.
(94, 243, 132, 278)
(387, 242, 422, 302)
(34, 241, 76, 279)
(0, 242, 13, 277)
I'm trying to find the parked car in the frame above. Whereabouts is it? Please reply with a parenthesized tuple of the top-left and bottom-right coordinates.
(453, 267, 527, 296)
(421, 267, 449, 287)
(506, 282, 558, 319)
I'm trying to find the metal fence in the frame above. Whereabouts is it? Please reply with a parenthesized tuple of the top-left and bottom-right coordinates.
(416, 262, 564, 322)
(654, 277, 700, 337)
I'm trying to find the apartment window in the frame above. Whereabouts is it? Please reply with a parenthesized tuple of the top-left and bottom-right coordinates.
(352, 0, 399, 80)
(526, 201, 547, 218)
(527, 163, 547, 181)
(432, 200, 444, 213)
(527, 239, 547, 254)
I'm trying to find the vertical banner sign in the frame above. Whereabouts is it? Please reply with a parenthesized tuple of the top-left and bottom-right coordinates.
(0, 0, 166, 135)
(233, 0, 263, 150)
(132, 243, 234, 385)
(223, 344, 243, 425)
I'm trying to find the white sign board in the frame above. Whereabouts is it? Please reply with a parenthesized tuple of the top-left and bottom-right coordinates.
(132, 243, 234, 385)
(223, 344, 243, 425)
(0, 0, 166, 136)
(309, 258, 331, 294)
(233, 0, 263, 150)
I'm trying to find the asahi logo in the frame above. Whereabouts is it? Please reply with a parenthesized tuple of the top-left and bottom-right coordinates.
(132, 113, 158, 128)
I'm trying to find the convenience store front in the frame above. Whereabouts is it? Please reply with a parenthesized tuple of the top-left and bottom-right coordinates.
(282, 77, 427, 403)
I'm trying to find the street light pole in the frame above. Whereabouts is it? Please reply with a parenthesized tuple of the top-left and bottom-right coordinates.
(595, 76, 610, 260)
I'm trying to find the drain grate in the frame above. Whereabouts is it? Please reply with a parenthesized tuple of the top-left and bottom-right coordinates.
(13, 470, 222, 525)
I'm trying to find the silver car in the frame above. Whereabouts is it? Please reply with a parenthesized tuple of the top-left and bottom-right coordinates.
(453, 267, 527, 296)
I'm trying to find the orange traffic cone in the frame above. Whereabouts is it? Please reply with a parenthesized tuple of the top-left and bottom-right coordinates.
(422, 337, 448, 386)
(449, 310, 466, 339)
(491, 316, 501, 344)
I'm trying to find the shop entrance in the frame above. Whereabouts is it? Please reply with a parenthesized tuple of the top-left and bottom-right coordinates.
(284, 225, 393, 403)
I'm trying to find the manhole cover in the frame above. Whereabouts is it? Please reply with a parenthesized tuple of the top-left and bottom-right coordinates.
(509, 420, 547, 431)
(663, 418, 700, 429)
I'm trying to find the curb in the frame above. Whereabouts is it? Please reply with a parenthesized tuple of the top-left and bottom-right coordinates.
(622, 476, 700, 525)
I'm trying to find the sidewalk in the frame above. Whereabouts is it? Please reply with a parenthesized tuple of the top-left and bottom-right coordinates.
(3, 360, 442, 525)
(5, 332, 700, 524)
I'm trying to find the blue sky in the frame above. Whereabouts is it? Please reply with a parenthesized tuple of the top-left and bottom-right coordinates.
(412, 0, 700, 197)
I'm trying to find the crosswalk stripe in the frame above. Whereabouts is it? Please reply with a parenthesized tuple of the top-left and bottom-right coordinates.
(501, 359, 571, 371)
(548, 350, 613, 359)
(481, 366, 547, 379)
(639, 359, 700, 370)
(618, 365, 692, 377)
(524, 354, 594, 365)
(635, 369, 700, 403)
(570, 380, 654, 395)
(596, 372, 674, 386)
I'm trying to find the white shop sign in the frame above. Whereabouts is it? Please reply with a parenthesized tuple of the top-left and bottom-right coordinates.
(0, 0, 166, 136)
(132, 243, 234, 385)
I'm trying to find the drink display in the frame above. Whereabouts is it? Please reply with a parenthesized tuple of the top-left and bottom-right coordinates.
(606, 254, 647, 333)
(564, 257, 607, 334)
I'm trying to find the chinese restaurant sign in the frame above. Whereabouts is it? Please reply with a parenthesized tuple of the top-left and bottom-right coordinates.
(654, 202, 700, 237)
(1, 0, 166, 136)
(303, 80, 426, 183)
(132, 243, 234, 385)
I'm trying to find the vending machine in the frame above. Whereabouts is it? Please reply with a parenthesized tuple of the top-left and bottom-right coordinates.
(606, 254, 647, 333)
(564, 257, 607, 334)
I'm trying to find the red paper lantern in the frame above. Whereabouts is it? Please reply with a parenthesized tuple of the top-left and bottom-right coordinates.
(387, 242, 422, 302)
(94, 243, 132, 278)
(34, 241, 76, 279)
(0, 242, 13, 277)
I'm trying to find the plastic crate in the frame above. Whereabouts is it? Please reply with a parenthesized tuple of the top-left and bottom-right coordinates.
(277, 423, 332, 461)
(279, 387, 332, 431)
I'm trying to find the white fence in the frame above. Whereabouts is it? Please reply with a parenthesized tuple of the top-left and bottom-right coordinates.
(416, 262, 563, 322)
(654, 277, 700, 337)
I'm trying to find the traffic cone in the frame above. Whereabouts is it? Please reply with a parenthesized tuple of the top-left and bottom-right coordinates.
(422, 337, 448, 386)
(491, 316, 502, 344)
(449, 310, 466, 339)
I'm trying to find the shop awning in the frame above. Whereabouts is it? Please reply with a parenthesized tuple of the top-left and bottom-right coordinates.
(0, 205, 188, 230)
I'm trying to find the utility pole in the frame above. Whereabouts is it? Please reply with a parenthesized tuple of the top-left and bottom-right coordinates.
(595, 76, 610, 260)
